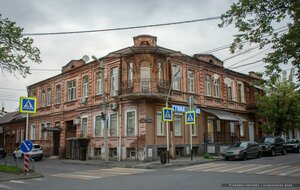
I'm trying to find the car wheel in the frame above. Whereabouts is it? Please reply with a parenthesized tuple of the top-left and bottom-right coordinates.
(256, 151, 261, 158)
(225, 157, 229, 161)
(242, 153, 247, 161)
(297, 147, 300, 153)
(282, 148, 286, 155)
(39, 155, 43, 160)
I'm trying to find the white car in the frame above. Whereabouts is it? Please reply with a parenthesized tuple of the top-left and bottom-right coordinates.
(13, 144, 43, 160)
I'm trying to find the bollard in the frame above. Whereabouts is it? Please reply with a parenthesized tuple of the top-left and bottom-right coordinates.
(24, 154, 29, 175)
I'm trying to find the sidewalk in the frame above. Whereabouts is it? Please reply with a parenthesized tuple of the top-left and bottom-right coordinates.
(0, 172, 43, 182)
(60, 156, 223, 169)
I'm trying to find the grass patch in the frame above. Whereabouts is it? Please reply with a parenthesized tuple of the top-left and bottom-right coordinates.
(0, 165, 21, 173)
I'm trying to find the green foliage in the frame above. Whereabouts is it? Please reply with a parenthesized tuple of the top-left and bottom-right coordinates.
(219, 0, 300, 79)
(203, 153, 210, 159)
(0, 165, 21, 173)
(0, 14, 41, 78)
(256, 80, 300, 135)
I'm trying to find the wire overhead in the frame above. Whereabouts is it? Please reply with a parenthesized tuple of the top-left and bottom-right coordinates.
(22, 16, 221, 36)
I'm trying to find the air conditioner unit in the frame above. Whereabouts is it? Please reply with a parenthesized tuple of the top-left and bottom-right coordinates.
(80, 97, 87, 104)
(109, 102, 118, 110)
(110, 90, 118, 97)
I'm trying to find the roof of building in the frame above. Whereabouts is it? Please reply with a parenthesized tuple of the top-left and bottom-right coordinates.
(0, 111, 26, 125)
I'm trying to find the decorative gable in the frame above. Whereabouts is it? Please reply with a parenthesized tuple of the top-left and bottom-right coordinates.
(62, 59, 85, 73)
(193, 54, 223, 67)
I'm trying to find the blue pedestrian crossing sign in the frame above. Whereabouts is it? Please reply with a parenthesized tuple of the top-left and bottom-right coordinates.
(185, 111, 196, 124)
(162, 107, 173, 122)
(19, 97, 36, 114)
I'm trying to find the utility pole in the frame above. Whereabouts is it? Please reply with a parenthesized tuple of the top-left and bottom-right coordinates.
(93, 56, 109, 162)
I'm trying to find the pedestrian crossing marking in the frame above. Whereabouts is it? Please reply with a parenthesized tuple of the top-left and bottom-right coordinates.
(51, 167, 154, 180)
(175, 163, 300, 177)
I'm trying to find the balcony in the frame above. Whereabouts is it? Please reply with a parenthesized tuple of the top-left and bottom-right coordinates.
(120, 79, 171, 100)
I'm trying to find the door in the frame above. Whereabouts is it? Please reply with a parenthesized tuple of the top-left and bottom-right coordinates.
(249, 123, 255, 142)
(53, 131, 60, 156)
(207, 119, 214, 143)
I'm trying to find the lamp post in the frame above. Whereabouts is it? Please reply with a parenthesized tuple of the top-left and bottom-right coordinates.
(92, 56, 109, 163)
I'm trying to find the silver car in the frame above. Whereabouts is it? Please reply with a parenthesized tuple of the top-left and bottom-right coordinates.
(13, 144, 43, 160)
(222, 141, 262, 161)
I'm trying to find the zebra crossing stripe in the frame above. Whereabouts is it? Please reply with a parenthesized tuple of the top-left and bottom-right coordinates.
(219, 164, 257, 172)
(175, 163, 214, 171)
(201, 164, 235, 172)
(0, 184, 11, 189)
(278, 168, 300, 176)
(256, 165, 290, 174)
(188, 163, 226, 171)
(236, 165, 272, 173)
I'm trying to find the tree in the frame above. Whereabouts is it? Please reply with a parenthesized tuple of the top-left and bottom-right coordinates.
(256, 79, 300, 135)
(219, 0, 300, 79)
(0, 14, 41, 78)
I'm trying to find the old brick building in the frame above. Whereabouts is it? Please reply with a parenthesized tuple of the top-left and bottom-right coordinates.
(25, 35, 262, 160)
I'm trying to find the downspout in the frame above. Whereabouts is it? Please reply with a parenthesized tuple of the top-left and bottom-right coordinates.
(118, 56, 123, 161)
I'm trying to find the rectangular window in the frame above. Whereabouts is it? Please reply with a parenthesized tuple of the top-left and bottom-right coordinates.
(188, 70, 195, 93)
(192, 124, 197, 136)
(214, 78, 220, 97)
(56, 85, 61, 104)
(174, 115, 182, 136)
(228, 86, 233, 101)
(172, 65, 181, 90)
(41, 90, 46, 107)
(96, 72, 103, 95)
(158, 62, 163, 81)
(128, 62, 133, 86)
(81, 117, 88, 137)
(47, 89, 51, 106)
(94, 115, 102, 137)
(240, 123, 244, 137)
(237, 82, 245, 103)
(109, 113, 118, 136)
(156, 112, 164, 136)
(205, 75, 211, 96)
(82, 76, 89, 98)
(126, 111, 136, 136)
(30, 124, 36, 139)
(111, 67, 118, 95)
(39, 123, 45, 140)
(67, 80, 76, 101)
(207, 119, 214, 143)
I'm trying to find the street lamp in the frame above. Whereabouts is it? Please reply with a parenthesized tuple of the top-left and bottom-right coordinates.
(92, 56, 109, 163)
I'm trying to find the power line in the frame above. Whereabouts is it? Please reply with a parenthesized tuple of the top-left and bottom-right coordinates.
(230, 59, 264, 69)
(22, 16, 221, 36)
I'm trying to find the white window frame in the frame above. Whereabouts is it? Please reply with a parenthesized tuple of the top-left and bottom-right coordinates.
(125, 109, 137, 136)
(94, 115, 103, 137)
(47, 89, 51, 106)
(56, 85, 61, 104)
(158, 61, 163, 81)
(96, 72, 103, 95)
(205, 75, 211, 96)
(111, 67, 119, 93)
(240, 122, 245, 137)
(237, 81, 245, 103)
(172, 64, 181, 90)
(39, 123, 45, 140)
(174, 114, 182, 136)
(109, 112, 118, 137)
(81, 116, 88, 138)
(128, 62, 133, 82)
(30, 124, 36, 140)
(156, 111, 165, 136)
(192, 122, 197, 136)
(41, 90, 46, 107)
(214, 77, 220, 97)
(188, 70, 195, 93)
(82, 76, 89, 98)
(67, 80, 76, 101)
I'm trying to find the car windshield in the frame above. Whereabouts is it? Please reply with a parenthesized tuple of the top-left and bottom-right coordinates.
(260, 137, 275, 144)
(33, 145, 41, 149)
(287, 139, 299, 143)
(232, 142, 248, 148)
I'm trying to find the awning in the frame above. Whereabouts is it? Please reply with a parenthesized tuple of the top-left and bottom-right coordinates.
(202, 108, 247, 122)
(42, 127, 62, 132)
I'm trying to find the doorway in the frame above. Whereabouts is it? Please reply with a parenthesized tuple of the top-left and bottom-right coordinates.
(53, 131, 60, 156)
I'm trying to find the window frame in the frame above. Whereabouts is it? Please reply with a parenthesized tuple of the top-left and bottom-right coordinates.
(187, 70, 195, 93)
(172, 64, 181, 90)
(47, 88, 51, 106)
(205, 75, 211, 96)
(30, 124, 36, 140)
(67, 80, 76, 102)
(111, 67, 119, 93)
(174, 114, 182, 136)
(94, 115, 103, 137)
(156, 111, 165, 136)
(109, 112, 118, 137)
(41, 90, 46, 107)
(55, 85, 61, 104)
(214, 77, 220, 97)
(81, 116, 88, 138)
(82, 76, 89, 98)
(125, 109, 137, 136)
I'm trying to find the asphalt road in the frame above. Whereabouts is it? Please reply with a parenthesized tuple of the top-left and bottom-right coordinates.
(1, 153, 299, 190)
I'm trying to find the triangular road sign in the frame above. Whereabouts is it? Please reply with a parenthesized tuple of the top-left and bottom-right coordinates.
(23, 100, 34, 110)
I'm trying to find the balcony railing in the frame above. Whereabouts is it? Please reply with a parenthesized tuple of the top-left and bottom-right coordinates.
(121, 79, 171, 97)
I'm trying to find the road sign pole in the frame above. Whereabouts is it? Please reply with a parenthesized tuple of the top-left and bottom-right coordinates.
(166, 104, 169, 163)
(189, 98, 193, 161)
(24, 154, 29, 175)
(26, 113, 29, 140)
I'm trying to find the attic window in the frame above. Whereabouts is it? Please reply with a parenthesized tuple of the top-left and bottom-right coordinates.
(209, 59, 214, 64)
(140, 41, 150, 46)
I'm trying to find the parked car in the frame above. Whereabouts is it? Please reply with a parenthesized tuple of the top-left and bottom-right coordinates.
(13, 144, 43, 160)
(286, 139, 300, 153)
(259, 136, 286, 156)
(222, 141, 262, 161)
(0, 148, 6, 158)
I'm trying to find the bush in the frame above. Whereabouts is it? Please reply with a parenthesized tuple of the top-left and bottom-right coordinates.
(203, 153, 210, 159)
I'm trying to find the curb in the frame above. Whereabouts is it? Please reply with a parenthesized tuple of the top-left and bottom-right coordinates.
(0, 172, 44, 182)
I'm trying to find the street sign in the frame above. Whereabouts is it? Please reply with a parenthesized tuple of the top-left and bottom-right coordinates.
(19, 97, 36, 113)
(162, 108, 173, 122)
(185, 111, 196, 124)
(20, 140, 33, 153)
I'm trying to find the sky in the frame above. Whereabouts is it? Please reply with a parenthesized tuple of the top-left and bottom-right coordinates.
(0, 0, 292, 112)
